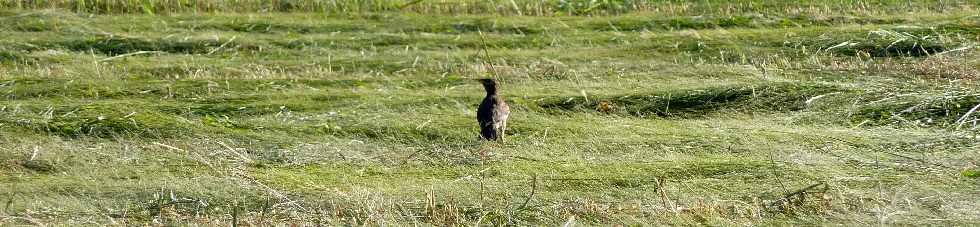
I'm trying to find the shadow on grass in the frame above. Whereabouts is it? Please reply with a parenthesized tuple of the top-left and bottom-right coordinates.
(536, 83, 840, 118)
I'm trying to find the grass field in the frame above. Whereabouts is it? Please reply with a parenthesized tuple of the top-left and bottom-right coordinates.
(1, 0, 979, 225)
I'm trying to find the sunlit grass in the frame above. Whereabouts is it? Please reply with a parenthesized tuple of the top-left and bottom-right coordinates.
(1, 2, 979, 225)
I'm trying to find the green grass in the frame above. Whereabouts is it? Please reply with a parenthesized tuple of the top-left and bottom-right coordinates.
(2, 0, 973, 15)
(2, 2, 980, 226)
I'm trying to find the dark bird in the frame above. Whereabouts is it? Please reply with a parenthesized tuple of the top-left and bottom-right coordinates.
(476, 78, 510, 141)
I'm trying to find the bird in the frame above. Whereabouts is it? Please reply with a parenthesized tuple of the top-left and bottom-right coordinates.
(476, 78, 510, 141)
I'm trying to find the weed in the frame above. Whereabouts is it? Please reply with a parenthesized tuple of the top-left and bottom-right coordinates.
(815, 28, 951, 57)
(962, 168, 979, 178)
(15, 159, 57, 173)
(0, 51, 23, 63)
(1, 103, 192, 138)
(853, 94, 980, 127)
(52, 37, 232, 55)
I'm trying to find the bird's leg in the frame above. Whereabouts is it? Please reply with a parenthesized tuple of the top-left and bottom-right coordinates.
(499, 122, 507, 142)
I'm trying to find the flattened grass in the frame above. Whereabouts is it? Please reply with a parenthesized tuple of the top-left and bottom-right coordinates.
(1, 4, 979, 226)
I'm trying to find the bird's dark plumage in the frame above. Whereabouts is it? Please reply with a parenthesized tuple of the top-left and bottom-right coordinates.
(477, 78, 510, 141)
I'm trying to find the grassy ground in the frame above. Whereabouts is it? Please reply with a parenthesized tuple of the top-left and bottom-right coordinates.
(1, 1, 980, 225)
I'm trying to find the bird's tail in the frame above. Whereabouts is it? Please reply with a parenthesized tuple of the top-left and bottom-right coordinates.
(480, 124, 498, 141)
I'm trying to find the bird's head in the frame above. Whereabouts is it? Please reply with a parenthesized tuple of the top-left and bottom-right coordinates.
(476, 78, 498, 93)
(476, 78, 496, 84)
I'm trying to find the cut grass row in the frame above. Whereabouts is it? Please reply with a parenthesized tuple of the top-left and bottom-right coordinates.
(3, 114, 974, 225)
(2, 5, 979, 225)
(3, 79, 979, 140)
(3, 0, 974, 15)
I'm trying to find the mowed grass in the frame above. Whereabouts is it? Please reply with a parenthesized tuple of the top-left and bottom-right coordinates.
(1, 1, 980, 225)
